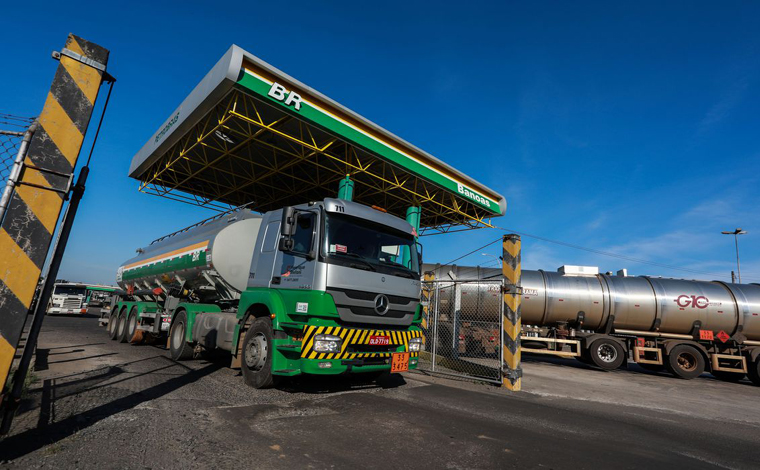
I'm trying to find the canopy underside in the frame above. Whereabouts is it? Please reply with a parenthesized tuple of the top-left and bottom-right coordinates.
(137, 87, 498, 234)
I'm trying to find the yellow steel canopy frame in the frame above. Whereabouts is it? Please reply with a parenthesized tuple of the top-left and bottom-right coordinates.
(133, 47, 506, 234)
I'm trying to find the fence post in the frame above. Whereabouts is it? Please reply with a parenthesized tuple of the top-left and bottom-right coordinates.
(0, 34, 109, 408)
(502, 234, 522, 390)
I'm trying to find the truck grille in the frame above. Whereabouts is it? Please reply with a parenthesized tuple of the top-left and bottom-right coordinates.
(63, 298, 82, 309)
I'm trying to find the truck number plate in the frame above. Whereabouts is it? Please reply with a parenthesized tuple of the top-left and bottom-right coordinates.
(368, 335, 390, 346)
(391, 352, 410, 373)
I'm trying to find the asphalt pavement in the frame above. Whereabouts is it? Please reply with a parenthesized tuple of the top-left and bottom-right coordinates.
(1, 311, 759, 469)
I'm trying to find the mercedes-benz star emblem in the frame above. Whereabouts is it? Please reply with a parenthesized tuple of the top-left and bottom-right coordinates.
(374, 294, 390, 316)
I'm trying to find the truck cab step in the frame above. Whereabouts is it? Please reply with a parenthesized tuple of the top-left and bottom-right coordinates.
(279, 321, 306, 329)
(276, 343, 301, 353)
(273, 369, 301, 376)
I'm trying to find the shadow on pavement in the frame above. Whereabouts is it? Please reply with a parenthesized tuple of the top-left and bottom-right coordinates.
(277, 371, 407, 394)
(0, 361, 223, 461)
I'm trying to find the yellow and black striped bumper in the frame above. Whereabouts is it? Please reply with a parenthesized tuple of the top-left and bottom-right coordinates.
(300, 325, 422, 360)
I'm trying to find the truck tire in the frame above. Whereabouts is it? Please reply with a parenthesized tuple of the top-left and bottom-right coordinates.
(107, 310, 119, 340)
(117, 309, 129, 343)
(746, 357, 760, 386)
(665, 345, 705, 380)
(711, 371, 745, 382)
(169, 311, 194, 361)
(588, 338, 625, 370)
(126, 307, 138, 343)
(241, 317, 278, 389)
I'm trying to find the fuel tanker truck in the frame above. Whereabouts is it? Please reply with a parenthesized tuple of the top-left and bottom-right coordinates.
(103, 198, 423, 388)
(425, 264, 760, 385)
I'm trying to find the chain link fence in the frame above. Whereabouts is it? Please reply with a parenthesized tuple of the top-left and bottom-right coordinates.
(419, 278, 504, 384)
(1, 114, 36, 223)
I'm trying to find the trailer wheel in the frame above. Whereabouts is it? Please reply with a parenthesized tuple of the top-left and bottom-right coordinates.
(588, 338, 625, 370)
(711, 371, 745, 382)
(241, 317, 279, 389)
(117, 308, 129, 343)
(107, 309, 119, 340)
(169, 311, 194, 361)
(746, 357, 760, 386)
(665, 345, 705, 380)
(126, 307, 139, 343)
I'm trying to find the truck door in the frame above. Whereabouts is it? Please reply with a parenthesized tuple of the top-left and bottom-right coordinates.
(272, 210, 318, 290)
(249, 220, 282, 288)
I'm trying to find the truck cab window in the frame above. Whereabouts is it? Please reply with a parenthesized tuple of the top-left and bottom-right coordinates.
(291, 212, 315, 255)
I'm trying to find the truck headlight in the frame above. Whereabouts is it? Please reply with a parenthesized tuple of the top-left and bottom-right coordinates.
(314, 334, 342, 353)
(409, 337, 422, 352)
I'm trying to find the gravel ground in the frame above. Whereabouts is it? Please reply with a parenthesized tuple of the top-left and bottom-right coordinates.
(2, 311, 759, 469)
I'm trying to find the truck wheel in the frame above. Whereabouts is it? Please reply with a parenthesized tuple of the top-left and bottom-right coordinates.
(745, 357, 760, 386)
(169, 311, 194, 361)
(711, 371, 745, 382)
(665, 345, 705, 380)
(126, 307, 139, 343)
(107, 310, 119, 340)
(117, 309, 129, 343)
(588, 338, 625, 370)
(241, 318, 278, 389)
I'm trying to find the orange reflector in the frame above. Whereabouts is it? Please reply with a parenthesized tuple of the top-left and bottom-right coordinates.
(371, 205, 387, 213)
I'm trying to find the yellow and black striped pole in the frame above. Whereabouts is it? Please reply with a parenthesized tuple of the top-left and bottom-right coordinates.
(0, 34, 109, 391)
(502, 234, 522, 390)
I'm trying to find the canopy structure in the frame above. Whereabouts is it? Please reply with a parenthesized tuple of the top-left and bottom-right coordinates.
(129, 46, 506, 234)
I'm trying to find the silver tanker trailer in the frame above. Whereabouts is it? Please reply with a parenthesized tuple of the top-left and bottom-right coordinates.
(424, 264, 760, 385)
(102, 199, 424, 388)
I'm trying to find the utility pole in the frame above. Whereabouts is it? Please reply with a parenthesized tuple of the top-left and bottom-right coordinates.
(721, 228, 747, 283)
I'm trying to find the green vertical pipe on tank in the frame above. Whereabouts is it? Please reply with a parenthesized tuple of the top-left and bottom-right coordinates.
(402, 206, 421, 268)
(337, 175, 354, 201)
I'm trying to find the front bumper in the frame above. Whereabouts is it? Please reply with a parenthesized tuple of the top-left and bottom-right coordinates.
(274, 325, 422, 376)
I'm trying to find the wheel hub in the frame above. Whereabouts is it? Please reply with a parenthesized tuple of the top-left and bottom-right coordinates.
(245, 333, 268, 371)
(677, 353, 696, 372)
(598, 344, 618, 363)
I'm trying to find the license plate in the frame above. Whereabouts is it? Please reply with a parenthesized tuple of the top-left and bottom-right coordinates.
(368, 335, 390, 346)
(391, 352, 410, 373)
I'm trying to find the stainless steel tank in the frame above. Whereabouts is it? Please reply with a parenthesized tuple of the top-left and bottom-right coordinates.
(117, 210, 263, 299)
(423, 264, 760, 341)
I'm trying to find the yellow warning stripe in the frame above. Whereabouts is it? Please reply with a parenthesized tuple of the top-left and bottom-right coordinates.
(38, 92, 83, 166)
(0, 230, 42, 307)
(300, 325, 421, 360)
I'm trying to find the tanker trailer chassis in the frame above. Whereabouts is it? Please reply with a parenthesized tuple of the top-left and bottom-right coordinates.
(439, 264, 760, 385)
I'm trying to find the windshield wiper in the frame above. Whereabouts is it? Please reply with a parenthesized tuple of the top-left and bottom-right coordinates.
(333, 252, 376, 271)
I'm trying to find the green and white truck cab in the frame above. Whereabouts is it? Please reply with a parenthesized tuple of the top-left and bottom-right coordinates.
(107, 198, 423, 388)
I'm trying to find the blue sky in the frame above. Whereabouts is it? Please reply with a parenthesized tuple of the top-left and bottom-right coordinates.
(2, 1, 759, 285)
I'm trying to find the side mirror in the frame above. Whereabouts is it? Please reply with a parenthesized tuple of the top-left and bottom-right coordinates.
(280, 206, 296, 236)
(279, 206, 296, 252)
(279, 237, 294, 252)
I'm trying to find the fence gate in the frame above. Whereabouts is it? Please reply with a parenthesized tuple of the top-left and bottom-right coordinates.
(419, 278, 504, 384)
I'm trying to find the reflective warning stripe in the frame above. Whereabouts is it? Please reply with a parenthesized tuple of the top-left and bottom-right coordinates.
(0, 34, 109, 390)
(300, 325, 421, 360)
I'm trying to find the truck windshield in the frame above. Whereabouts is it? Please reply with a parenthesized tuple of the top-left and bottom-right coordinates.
(324, 213, 420, 278)
(54, 286, 86, 296)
